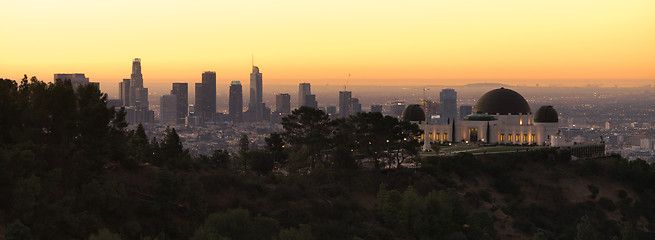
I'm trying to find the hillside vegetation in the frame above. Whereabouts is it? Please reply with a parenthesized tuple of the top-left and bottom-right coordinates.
(2, 77, 655, 240)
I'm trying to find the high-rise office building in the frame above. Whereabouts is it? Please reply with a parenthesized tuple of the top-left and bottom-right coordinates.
(298, 83, 311, 108)
(160, 94, 178, 125)
(107, 99, 122, 109)
(276, 93, 291, 115)
(119, 79, 130, 106)
(459, 105, 473, 119)
(54, 73, 89, 85)
(194, 83, 204, 118)
(171, 83, 188, 124)
(440, 88, 457, 123)
(129, 58, 143, 106)
(339, 91, 352, 118)
(54, 73, 98, 91)
(351, 98, 362, 113)
(201, 71, 217, 122)
(229, 81, 243, 123)
(326, 106, 337, 117)
(130, 59, 143, 87)
(420, 100, 439, 123)
(389, 100, 406, 117)
(249, 66, 264, 121)
(305, 94, 318, 109)
(120, 58, 153, 124)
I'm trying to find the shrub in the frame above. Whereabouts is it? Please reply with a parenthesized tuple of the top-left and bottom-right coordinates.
(598, 197, 616, 211)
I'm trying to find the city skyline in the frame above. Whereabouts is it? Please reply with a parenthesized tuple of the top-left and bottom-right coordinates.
(2, 0, 654, 87)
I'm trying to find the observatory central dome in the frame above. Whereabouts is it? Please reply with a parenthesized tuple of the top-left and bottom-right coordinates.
(474, 87, 531, 115)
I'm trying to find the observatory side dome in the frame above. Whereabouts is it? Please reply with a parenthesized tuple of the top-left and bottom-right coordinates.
(402, 104, 426, 122)
(534, 105, 558, 123)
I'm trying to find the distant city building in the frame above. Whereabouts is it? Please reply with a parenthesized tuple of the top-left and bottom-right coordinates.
(326, 106, 337, 117)
(194, 83, 203, 119)
(119, 79, 130, 106)
(229, 81, 243, 123)
(339, 91, 352, 118)
(420, 100, 439, 123)
(440, 88, 457, 123)
(298, 83, 311, 108)
(351, 98, 362, 113)
(460, 105, 473, 119)
(135, 87, 149, 110)
(90, 82, 100, 89)
(371, 105, 383, 113)
(116, 58, 153, 124)
(129, 58, 143, 106)
(200, 71, 217, 122)
(54, 73, 99, 91)
(305, 94, 318, 109)
(54, 73, 89, 85)
(276, 93, 291, 115)
(249, 66, 264, 121)
(388, 100, 406, 117)
(160, 94, 178, 125)
(171, 83, 188, 124)
(106, 99, 122, 110)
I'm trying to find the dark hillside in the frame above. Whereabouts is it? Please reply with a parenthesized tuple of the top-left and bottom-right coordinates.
(2, 77, 655, 240)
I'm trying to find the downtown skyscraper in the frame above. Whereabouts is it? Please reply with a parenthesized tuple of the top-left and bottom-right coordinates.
(196, 71, 217, 122)
(339, 91, 352, 118)
(129, 58, 144, 107)
(298, 83, 311, 108)
(160, 94, 177, 125)
(118, 58, 153, 124)
(119, 79, 130, 106)
(229, 81, 243, 123)
(249, 66, 264, 121)
(276, 93, 291, 115)
(171, 83, 188, 124)
(440, 88, 457, 123)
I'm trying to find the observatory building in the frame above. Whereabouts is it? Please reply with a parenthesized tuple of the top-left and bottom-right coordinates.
(420, 88, 559, 148)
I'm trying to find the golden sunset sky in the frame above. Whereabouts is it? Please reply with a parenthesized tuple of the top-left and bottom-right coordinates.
(1, 0, 654, 86)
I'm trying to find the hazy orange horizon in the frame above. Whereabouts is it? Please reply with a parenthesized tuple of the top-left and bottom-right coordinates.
(1, 0, 654, 87)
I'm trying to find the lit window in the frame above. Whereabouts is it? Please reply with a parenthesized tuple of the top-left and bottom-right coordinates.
(500, 134, 505, 142)
(523, 134, 528, 142)
(531, 134, 536, 142)
(444, 133, 448, 141)
(516, 134, 520, 142)
(508, 135, 512, 142)
(436, 133, 440, 141)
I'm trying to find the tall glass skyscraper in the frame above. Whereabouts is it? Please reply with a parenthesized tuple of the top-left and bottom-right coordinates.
(200, 71, 216, 122)
(229, 81, 243, 123)
(276, 93, 291, 115)
(171, 83, 188, 124)
(249, 66, 263, 121)
(160, 94, 178, 125)
(439, 88, 457, 123)
(339, 91, 352, 118)
(129, 58, 143, 107)
(298, 83, 311, 108)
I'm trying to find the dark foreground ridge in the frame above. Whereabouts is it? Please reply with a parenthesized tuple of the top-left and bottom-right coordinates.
(1, 77, 655, 240)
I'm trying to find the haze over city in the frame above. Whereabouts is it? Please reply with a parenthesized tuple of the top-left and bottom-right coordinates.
(2, 0, 654, 87)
